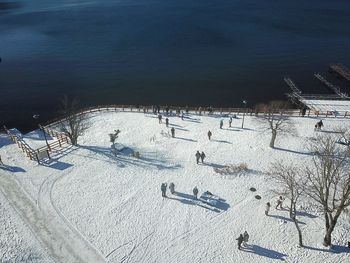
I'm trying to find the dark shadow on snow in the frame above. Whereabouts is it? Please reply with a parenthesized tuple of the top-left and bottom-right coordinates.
(168, 191, 229, 213)
(0, 165, 26, 173)
(304, 245, 349, 254)
(295, 210, 318, 219)
(269, 214, 306, 225)
(0, 133, 13, 147)
(41, 160, 73, 170)
(274, 147, 312, 156)
(79, 145, 181, 170)
(243, 244, 288, 260)
(23, 130, 54, 141)
(211, 139, 232, 144)
(174, 137, 197, 142)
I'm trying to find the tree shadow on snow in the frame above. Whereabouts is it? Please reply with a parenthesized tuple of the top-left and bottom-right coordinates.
(304, 244, 350, 254)
(274, 147, 312, 156)
(79, 145, 181, 170)
(269, 214, 306, 225)
(295, 210, 318, 219)
(243, 244, 288, 260)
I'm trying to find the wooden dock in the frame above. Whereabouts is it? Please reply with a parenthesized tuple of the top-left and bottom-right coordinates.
(284, 77, 302, 94)
(314, 73, 348, 98)
(329, 63, 350, 82)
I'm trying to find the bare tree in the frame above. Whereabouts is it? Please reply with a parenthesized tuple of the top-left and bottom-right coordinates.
(304, 134, 350, 247)
(269, 161, 305, 247)
(255, 101, 295, 148)
(59, 96, 90, 146)
(109, 129, 121, 156)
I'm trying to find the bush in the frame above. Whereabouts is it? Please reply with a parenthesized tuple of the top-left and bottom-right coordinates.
(214, 163, 249, 175)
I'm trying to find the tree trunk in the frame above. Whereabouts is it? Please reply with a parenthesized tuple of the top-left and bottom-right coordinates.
(323, 215, 339, 247)
(292, 203, 303, 247)
(270, 130, 277, 148)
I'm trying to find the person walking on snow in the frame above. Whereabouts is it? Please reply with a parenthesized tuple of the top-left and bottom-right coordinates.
(229, 117, 232, 127)
(171, 127, 175, 138)
(161, 183, 167, 197)
(220, 120, 223, 129)
(207, 130, 212, 140)
(265, 202, 271, 216)
(165, 118, 169, 127)
(0, 155, 3, 166)
(200, 151, 206, 163)
(243, 231, 249, 246)
(181, 112, 184, 120)
(169, 182, 175, 194)
(236, 234, 244, 250)
(195, 151, 201, 164)
(158, 114, 162, 124)
(276, 196, 284, 209)
(193, 186, 199, 199)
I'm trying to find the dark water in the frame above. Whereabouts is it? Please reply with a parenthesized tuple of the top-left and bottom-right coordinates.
(1, 0, 350, 131)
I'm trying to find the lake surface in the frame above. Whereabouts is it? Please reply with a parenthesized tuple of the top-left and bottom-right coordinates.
(1, 0, 350, 131)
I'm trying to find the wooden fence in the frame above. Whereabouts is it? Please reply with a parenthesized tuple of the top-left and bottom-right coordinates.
(3, 125, 71, 164)
(43, 104, 349, 129)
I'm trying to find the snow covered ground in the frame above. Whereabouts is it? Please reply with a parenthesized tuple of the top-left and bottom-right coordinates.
(1, 111, 350, 262)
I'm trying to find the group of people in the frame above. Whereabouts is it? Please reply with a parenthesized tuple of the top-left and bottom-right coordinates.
(161, 182, 176, 197)
(265, 196, 285, 216)
(195, 151, 206, 164)
(236, 231, 250, 250)
(160, 183, 199, 200)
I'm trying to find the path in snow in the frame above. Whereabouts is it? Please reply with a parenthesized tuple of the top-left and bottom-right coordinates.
(0, 171, 106, 263)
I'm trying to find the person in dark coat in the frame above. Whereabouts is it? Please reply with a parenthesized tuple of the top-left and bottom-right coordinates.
(195, 151, 201, 164)
(193, 186, 198, 199)
(229, 117, 232, 127)
(169, 182, 175, 194)
(181, 112, 184, 120)
(158, 114, 162, 124)
(207, 130, 212, 140)
(171, 127, 175, 138)
(220, 120, 223, 129)
(200, 151, 206, 163)
(265, 202, 271, 216)
(236, 234, 244, 250)
(0, 154, 3, 166)
(276, 196, 284, 209)
(165, 118, 169, 127)
(161, 183, 167, 197)
(243, 231, 249, 246)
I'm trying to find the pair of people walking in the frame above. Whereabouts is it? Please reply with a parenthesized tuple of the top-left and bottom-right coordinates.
(195, 151, 206, 164)
(161, 182, 176, 197)
(265, 196, 284, 216)
(236, 231, 249, 250)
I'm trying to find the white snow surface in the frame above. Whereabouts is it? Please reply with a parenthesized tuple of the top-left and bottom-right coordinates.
(0, 184, 53, 262)
(1, 112, 350, 263)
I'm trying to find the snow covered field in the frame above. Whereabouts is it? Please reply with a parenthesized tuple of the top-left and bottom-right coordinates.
(1, 111, 350, 262)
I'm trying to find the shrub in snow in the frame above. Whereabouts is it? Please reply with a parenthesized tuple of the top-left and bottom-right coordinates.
(132, 151, 140, 158)
(109, 130, 121, 155)
(213, 163, 249, 175)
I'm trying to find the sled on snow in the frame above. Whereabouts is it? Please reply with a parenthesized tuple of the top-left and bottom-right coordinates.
(199, 191, 226, 207)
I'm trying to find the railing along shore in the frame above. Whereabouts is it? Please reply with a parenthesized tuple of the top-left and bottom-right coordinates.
(43, 104, 349, 129)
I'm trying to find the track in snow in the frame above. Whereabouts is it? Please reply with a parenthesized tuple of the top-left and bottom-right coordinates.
(0, 172, 105, 263)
